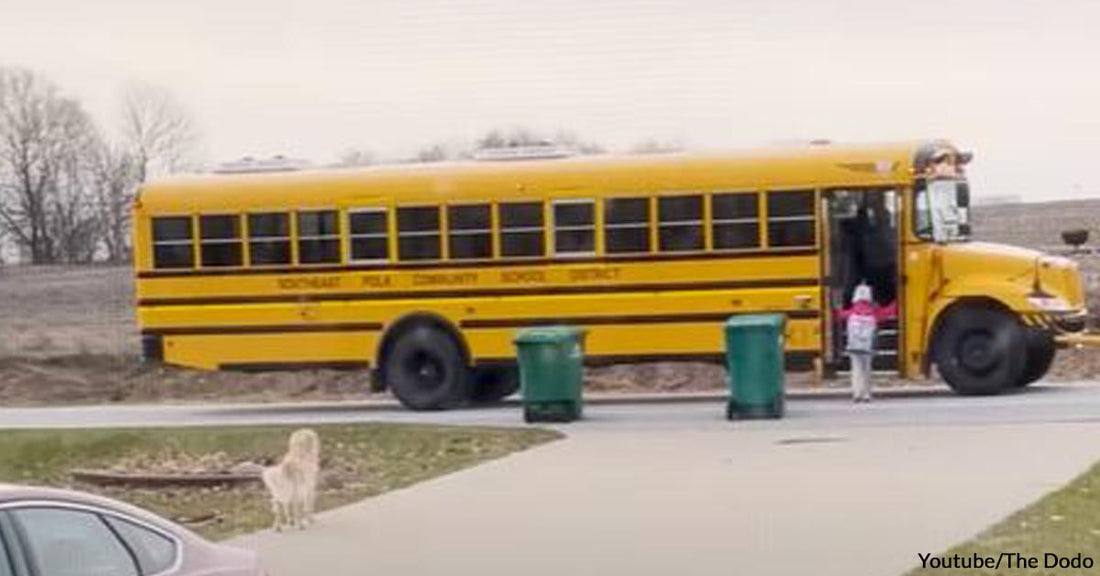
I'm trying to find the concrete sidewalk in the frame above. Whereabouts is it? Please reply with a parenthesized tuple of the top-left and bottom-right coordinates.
(213, 382, 954, 415)
(234, 416, 1100, 576)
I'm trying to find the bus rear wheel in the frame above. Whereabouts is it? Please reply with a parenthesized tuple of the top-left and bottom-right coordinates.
(470, 365, 520, 404)
(934, 306, 1026, 395)
(383, 325, 469, 410)
(1016, 330, 1056, 387)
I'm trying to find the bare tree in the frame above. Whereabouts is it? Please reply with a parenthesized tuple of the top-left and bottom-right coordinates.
(629, 139, 683, 155)
(120, 82, 200, 183)
(99, 82, 200, 263)
(475, 128, 604, 155)
(552, 130, 605, 155)
(414, 144, 450, 163)
(397, 129, 605, 165)
(49, 143, 100, 264)
(336, 148, 375, 167)
(476, 128, 549, 150)
(88, 138, 139, 263)
(0, 68, 98, 264)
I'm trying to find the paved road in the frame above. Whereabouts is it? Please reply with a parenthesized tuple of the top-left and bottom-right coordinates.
(6, 384, 1100, 576)
(218, 384, 1100, 576)
(2, 382, 1100, 431)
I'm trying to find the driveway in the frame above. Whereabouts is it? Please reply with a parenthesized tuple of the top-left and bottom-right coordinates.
(224, 384, 1100, 576)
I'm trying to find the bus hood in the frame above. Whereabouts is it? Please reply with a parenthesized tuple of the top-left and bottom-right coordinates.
(937, 241, 1085, 313)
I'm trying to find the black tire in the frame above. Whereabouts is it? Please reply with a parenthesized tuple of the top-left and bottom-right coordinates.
(469, 365, 520, 404)
(934, 306, 1027, 395)
(382, 325, 469, 410)
(1017, 330, 1056, 387)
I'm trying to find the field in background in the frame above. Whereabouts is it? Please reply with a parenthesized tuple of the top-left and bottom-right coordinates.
(0, 265, 135, 358)
(971, 198, 1100, 252)
(1, 199, 1099, 404)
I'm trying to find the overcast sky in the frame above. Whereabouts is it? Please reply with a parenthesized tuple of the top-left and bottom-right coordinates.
(2, 0, 1098, 200)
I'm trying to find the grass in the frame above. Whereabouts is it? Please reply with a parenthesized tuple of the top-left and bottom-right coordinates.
(0, 424, 560, 541)
(907, 460, 1100, 575)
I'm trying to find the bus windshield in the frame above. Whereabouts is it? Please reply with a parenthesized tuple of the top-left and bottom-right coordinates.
(915, 179, 971, 242)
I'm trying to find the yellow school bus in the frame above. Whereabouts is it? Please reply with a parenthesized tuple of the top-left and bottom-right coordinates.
(132, 141, 1088, 409)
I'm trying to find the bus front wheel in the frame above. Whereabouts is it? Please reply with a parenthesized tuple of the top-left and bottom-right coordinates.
(1016, 330, 1056, 387)
(383, 326, 470, 410)
(934, 306, 1026, 395)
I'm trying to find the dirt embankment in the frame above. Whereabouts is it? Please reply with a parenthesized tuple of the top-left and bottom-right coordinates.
(0, 355, 373, 406)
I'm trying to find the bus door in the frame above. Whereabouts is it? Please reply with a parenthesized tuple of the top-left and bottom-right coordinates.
(821, 188, 901, 374)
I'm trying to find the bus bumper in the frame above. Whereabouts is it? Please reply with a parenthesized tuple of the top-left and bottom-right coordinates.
(1022, 310, 1088, 334)
(1056, 332, 1100, 349)
(1030, 310, 1094, 348)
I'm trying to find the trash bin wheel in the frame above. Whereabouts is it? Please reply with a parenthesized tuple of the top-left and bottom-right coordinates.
(548, 401, 576, 422)
(768, 396, 784, 419)
(384, 325, 470, 410)
(470, 365, 520, 404)
(934, 306, 1026, 395)
(523, 402, 577, 423)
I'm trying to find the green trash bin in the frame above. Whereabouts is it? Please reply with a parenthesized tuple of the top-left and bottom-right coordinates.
(724, 314, 787, 419)
(514, 326, 586, 423)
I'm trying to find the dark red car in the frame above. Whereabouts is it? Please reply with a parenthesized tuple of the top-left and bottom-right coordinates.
(0, 484, 264, 576)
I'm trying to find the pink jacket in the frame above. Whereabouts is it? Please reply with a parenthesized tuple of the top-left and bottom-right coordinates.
(837, 300, 897, 322)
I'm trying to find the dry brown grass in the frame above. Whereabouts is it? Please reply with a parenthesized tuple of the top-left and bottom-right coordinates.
(0, 265, 136, 358)
(0, 424, 559, 541)
(0, 355, 376, 405)
(971, 198, 1100, 251)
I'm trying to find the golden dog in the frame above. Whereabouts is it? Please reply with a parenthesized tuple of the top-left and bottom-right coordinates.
(262, 428, 321, 531)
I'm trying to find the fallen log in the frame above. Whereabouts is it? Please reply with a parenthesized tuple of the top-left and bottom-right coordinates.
(71, 469, 262, 488)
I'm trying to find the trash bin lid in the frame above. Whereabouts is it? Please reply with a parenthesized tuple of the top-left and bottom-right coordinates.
(514, 325, 587, 344)
(725, 313, 787, 330)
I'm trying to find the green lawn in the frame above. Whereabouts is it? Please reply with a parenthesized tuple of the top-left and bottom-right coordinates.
(0, 424, 560, 541)
(908, 460, 1100, 575)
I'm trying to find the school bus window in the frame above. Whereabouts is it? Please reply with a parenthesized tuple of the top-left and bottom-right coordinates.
(604, 197, 650, 254)
(658, 195, 703, 252)
(199, 214, 242, 267)
(448, 204, 491, 260)
(499, 201, 544, 258)
(348, 208, 389, 262)
(397, 206, 441, 261)
(767, 190, 816, 247)
(712, 192, 760, 250)
(151, 216, 194, 269)
(553, 200, 596, 256)
(297, 210, 341, 264)
(248, 212, 291, 266)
